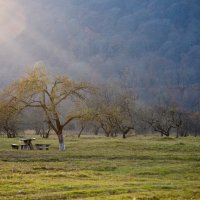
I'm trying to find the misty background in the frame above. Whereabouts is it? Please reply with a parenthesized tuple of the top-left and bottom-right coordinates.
(0, 0, 200, 110)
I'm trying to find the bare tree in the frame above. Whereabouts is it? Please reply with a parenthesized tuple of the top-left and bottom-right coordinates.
(0, 97, 20, 138)
(86, 84, 137, 138)
(191, 112, 200, 137)
(141, 104, 190, 137)
(34, 122, 52, 138)
(112, 89, 136, 138)
(142, 106, 174, 137)
(93, 123, 100, 135)
(0, 119, 18, 138)
(76, 120, 86, 138)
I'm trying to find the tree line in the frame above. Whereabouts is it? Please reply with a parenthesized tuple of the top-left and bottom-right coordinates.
(0, 65, 199, 150)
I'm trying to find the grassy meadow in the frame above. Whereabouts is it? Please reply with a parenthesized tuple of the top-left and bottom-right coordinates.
(0, 133, 200, 200)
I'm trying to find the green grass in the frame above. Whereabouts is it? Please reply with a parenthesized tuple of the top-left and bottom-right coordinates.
(0, 135, 200, 199)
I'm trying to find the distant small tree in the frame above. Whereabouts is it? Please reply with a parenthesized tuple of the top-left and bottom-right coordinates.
(76, 120, 86, 138)
(112, 89, 136, 138)
(93, 123, 100, 135)
(142, 105, 175, 137)
(0, 98, 20, 138)
(141, 104, 193, 137)
(171, 109, 188, 138)
(74, 119, 100, 137)
(188, 112, 200, 137)
(86, 84, 137, 138)
(34, 122, 52, 138)
(0, 119, 18, 138)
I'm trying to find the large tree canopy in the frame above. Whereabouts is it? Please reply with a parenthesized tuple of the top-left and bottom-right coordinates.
(1, 64, 94, 150)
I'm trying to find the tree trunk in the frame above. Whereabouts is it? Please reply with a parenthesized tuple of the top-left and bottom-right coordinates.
(165, 132, 170, 137)
(78, 126, 85, 138)
(176, 128, 179, 138)
(122, 127, 132, 139)
(195, 131, 198, 137)
(183, 132, 188, 137)
(57, 133, 65, 151)
(94, 127, 100, 135)
(105, 131, 110, 137)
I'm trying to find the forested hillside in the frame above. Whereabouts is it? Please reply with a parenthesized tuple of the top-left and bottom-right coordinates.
(0, 0, 199, 109)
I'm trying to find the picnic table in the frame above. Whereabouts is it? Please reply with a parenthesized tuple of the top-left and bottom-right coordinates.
(20, 138, 36, 150)
(11, 139, 51, 150)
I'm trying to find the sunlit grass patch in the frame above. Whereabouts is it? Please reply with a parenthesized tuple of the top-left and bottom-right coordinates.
(0, 135, 200, 199)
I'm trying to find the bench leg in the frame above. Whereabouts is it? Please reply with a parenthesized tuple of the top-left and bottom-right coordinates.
(12, 146, 19, 150)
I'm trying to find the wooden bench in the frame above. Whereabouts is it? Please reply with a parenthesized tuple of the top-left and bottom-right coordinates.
(11, 144, 29, 150)
(35, 144, 50, 150)
(11, 144, 19, 150)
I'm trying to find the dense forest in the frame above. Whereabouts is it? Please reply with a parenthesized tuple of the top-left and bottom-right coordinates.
(0, 0, 199, 110)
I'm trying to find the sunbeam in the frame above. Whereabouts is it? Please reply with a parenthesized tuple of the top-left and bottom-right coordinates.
(0, 0, 26, 44)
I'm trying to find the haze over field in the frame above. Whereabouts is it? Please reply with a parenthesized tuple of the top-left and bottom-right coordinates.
(0, 0, 200, 108)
